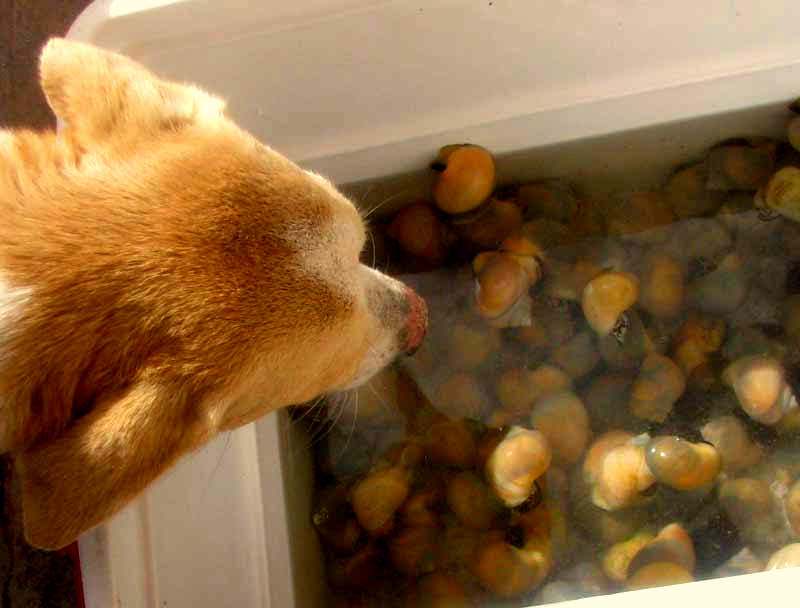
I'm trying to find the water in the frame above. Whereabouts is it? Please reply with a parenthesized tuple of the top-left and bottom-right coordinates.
(302, 101, 800, 607)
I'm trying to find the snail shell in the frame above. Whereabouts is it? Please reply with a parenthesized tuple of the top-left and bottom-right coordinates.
(485, 426, 552, 507)
(755, 166, 800, 223)
(700, 415, 763, 474)
(433, 144, 496, 214)
(723, 356, 799, 425)
(644, 436, 721, 491)
(351, 464, 411, 535)
(582, 271, 640, 337)
(530, 391, 591, 466)
(629, 353, 686, 423)
(592, 441, 656, 511)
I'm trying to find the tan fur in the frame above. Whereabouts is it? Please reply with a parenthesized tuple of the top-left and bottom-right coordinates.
(0, 39, 426, 550)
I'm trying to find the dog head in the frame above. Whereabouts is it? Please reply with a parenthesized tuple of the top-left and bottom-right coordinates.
(3, 39, 427, 549)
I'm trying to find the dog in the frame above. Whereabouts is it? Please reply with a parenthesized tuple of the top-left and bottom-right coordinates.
(0, 38, 427, 550)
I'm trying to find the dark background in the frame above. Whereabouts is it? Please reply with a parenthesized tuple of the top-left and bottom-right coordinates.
(1, 1, 91, 605)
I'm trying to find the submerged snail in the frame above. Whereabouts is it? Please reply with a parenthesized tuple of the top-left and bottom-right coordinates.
(448, 322, 500, 371)
(705, 140, 777, 192)
(529, 391, 591, 466)
(755, 166, 800, 223)
(590, 437, 656, 511)
(664, 162, 724, 218)
(717, 477, 773, 543)
(447, 471, 503, 530)
(603, 523, 695, 587)
(581, 374, 636, 432)
(454, 197, 523, 250)
(486, 427, 551, 507)
(582, 271, 640, 337)
(640, 253, 686, 320)
(432, 144, 496, 215)
(598, 310, 654, 371)
(605, 191, 675, 239)
(688, 251, 749, 316)
(528, 364, 573, 403)
(644, 436, 721, 491)
(485, 426, 552, 507)
(517, 178, 579, 223)
(789, 115, 800, 152)
(471, 504, 553, 598)
(785, 480, 800, 536)
(628, 353, 686, 423)
(583, 431, 636, 484)
(387, 201, 451, 262)
(551, 331, 600, 380)
(722, 356, 799, 425)
(544, 257, 604, 302)
(602, 530, 655, 583)
(671, 313, 726, 376)
(351, 464, 411, 536)
(433, 373, 490, 421)
(639, 523, 695, 569)
(424, 417, 477, 469)
(496, 368, 538, 418)
(473, 250, 540, 326)
(700, 415, 763, 474)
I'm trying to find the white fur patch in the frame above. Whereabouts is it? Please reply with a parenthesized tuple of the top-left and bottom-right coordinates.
(0, 131, 12, 152)
(0, 274, 32, 452)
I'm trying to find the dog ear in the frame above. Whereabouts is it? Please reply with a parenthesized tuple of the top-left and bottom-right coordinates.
(38, 38, 226, 145)
(15, 378, 212, 550)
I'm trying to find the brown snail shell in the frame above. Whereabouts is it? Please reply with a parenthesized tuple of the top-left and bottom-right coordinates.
(433, 144, 496, 214)
(644, 436, 721, 490)
(628, 353, 686, 423)
(640, 253, 686, 320)
(705, 141, 777, 192)
(447, 471, 503, 530)
(529, 391, 591, 467)
(351, 465, 411, 535)
(591, 439, 656, 511)
(700, 415, 763, 474)
(485, 426, 552, 507)
(582, 271, 640, 337)
(722, 356, 799, 425)
(387, 201, 450, 262)
(754, 166, 800, 223)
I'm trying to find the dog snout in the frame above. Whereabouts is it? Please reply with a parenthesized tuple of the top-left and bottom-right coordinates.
(401, 287, 428, 356)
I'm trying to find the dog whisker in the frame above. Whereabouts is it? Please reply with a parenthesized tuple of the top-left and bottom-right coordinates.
(368, 229, 377, 269)
(285, 395, 328, 460)
(365, 377, 392, 409)
(335, 390, 359, 461)
(363, 189, 411, 221)
(355, 182, 377, 219)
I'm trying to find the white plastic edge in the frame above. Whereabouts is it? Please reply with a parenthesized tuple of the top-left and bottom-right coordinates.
(77, 416, 291, 608)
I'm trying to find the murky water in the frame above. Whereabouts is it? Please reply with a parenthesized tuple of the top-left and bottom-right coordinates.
(301, 102, 800, 607)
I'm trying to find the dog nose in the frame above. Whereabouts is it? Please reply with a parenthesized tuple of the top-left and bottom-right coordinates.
(402, 287, 428, 356)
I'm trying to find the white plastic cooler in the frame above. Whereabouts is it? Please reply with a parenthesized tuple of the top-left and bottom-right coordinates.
(65, 1, 800, 606)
